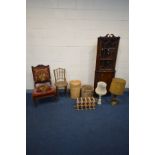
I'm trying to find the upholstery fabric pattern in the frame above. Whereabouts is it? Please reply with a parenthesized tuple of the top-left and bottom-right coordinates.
(36, 85, 51, 92)
(33, 86, 56, 97)
(33, 68, 50, 82)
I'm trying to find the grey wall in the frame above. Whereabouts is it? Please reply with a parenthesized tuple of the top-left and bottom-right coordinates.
(27, 0, 129, 89)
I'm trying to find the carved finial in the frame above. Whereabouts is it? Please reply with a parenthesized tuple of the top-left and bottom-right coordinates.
(106, 34, 115, 37)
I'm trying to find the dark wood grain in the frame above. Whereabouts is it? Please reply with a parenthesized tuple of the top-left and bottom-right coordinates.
(94, 34, 120, 92)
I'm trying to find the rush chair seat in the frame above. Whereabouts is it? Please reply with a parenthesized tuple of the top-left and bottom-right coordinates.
(53, 68, 68, 95)
(31, 64, 56, 106)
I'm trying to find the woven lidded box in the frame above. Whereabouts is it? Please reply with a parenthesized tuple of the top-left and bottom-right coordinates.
(81, 85, 94, 97)
(70, 80, 81, 99)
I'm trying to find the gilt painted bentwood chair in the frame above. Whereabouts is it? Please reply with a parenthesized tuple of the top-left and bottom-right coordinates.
(53, 68, 68, 95)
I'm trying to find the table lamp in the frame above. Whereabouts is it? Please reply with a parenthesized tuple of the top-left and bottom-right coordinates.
(95, 81, 107, 105)
(109, 78, 126, 105)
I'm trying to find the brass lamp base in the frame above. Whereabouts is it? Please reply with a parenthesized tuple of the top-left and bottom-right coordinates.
(111, 95, 119, 106)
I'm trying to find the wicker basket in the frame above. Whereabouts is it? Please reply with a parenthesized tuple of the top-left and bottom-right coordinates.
(81, 85, 94, 97)
(70, 80, 81, 99)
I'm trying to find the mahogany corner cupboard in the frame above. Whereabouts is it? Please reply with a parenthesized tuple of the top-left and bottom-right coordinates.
(94, 34, 120, 92)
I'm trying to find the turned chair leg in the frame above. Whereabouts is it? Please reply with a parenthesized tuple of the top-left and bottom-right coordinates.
(56, 87, 59, 96)
(32, 97, 38, 107)
(65, 86, 67, 94)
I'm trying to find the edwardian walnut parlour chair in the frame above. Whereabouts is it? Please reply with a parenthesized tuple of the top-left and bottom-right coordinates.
(31, 65, 56, 105)
(53, 68, 68, 94)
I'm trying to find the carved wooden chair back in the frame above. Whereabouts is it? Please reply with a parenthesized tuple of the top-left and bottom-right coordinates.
(32, 65, 51, 87)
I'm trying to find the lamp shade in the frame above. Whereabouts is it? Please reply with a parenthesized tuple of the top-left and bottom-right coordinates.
(109, 78, 126, 96)
(95, 81, 107, 95)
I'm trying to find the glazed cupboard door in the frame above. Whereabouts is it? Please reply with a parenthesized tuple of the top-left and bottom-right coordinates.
(94, 34, 120, 92)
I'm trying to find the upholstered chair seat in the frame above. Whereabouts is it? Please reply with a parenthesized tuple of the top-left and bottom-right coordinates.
(33, 85, 56, 97)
